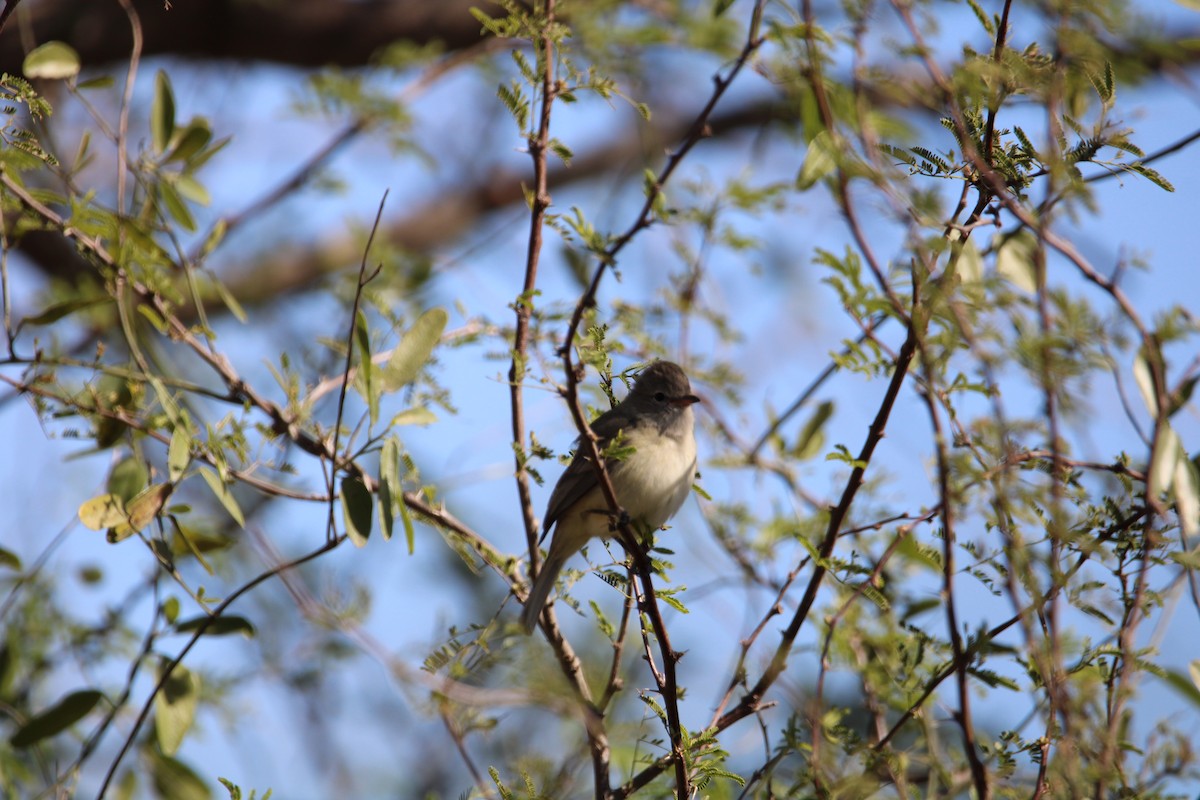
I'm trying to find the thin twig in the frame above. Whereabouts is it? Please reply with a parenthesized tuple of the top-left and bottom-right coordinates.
(513, 0, 557, 576)
(0, 0, 25, 36)
(326, 191, 387, 541)
(914, 272, 991, 798)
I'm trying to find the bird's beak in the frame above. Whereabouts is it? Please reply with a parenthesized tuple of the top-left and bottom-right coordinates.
(670, 394, 701, 408)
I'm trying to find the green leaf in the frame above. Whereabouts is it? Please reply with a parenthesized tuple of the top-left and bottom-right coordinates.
(200, 218, 228, 259)
(107, 456, 149, 502)
(155, 662, 199, 756)
(151, 69, 176, 154)
(901, 596, 942, 622)
(1161, 665, 1200, 710)
(354, 309, 377, 426)
(387, 407, 437, 427)
(79, 493, 127, 530)
(796, 129, 836, 190)
(211, 276, 247, 324)
(995, 232, 1038, 293)
(1128, 162, 1174, 192)
(174, 615, 256, 638)
(166, 118, 212, 164)
(77, 75, 115, 91)
(159, 178, 196, 231)
(171, 522, 216, 576)
(897, 534, 942, 572)
(1168, 375, 1199, 419)
(662, 594, 691, 614)
(965, 0, 995, 34)
(137, 304, 169, 334)
(379, 437, 401, 542)
(967, 666, 1019, 691)
(168, 425, 191, 483)
(150, 752, 212, 800)
(1088, 62, 1115, 104)
(792, 400, 834, 461)
(953, 237, 983, 288)
(399, 496, 415, 555)
(23, 41, 81, 80)
(1170, 546, 1200, 570)
(200, 467, 245, 527)
(148, 375, 182, 425)
(18, 295, 108, 329)
(175, 174, 211, 205)
(1150, 423, 1181, 497)
(378, 480, 395, 542)
(1174, 453, 1200, 537)
(380, 307, 448, 392)
(341, 476, 373, 547)
(1133, 350, 1158, 418)
(11, 689, 104, 747)
(0, 545, 20, 571)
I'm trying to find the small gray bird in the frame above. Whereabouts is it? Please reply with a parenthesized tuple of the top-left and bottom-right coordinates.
(520, 361, 699, 634)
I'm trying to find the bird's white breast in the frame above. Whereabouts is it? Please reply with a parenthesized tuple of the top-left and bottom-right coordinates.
(611, 420, 697, 529)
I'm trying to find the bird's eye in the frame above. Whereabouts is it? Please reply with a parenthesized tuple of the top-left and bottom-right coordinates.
(654, 391, 666, 402)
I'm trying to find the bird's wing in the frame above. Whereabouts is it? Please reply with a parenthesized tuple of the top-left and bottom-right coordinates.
(542, 407, 632, 533)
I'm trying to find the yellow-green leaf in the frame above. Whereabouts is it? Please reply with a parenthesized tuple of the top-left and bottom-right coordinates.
(11, 689, 104, 747)
(23, 41, 80, 80)
(341, 476, 373, 547)
(796, 129, 836, 190)
(1174, 453, 1200, 537)
(199, 467, 245, 527)
(995, 232, 1038, 294)
(19, 295, 108, 329)
(154, 662, 199, 756)
(354, 309, 377, 426)
(1133, 351, 1158, 418)
(79, 494, 127, 531)
(399, 496, 415, 555)
(1162, 666, 1200, 710)
(158, 178, 195, 231)
(149, 752, 210, 800)
(1150, 423, 1181, 497)
(151, 69, 175, 154)
(379, 437, 401, 542)
(381, 307, 448, 392)
(166, 118, 212, 164)
(211, 276, 247, 324)
(175, 175, 210, 206)
(107, 456, 148, 502)
(388, 407, 437, 427)
(0, 545, 20, 571)
(793, 400, 834, 461)
(175, 615, 255, 638)
(168, 425, 191, 483)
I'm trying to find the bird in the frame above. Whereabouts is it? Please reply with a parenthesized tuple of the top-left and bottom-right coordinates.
(520, 361, 699, 634)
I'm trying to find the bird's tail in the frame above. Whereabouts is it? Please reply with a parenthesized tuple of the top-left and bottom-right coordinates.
(520, 548, 569, 634)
